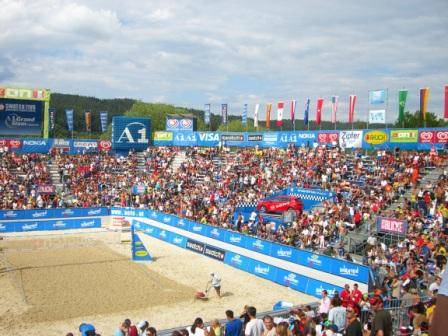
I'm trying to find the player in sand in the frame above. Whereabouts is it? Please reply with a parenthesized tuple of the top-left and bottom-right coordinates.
(208, 272, 222, 298)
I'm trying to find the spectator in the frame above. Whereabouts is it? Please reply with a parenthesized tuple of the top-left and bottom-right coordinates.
(340, 284, 351, 307)
(245, 306, 264, 336)
(369, 296, 392, 336)
(115, 320, 130, 336)
(137, 321, 149, 336)
(225, 310, 242, 336)
(328, 296, 346, 333)
(275, 321, 289, 336)
(262, 315, 276, 336)
(319, 290, 331, 315)
(188, 318, 205, 336)
(207, 319, 222, 336)
(345, 304, 362, 336)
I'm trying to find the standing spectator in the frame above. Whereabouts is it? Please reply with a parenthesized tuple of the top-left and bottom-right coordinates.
(262, 315, 276, 336)
(369, 296, 392, 336)
(188, 318, 205, 336)
(114, 320, 130, 336)
(340, 284, 351, 307)
(225, 310, 242, 336)
(328, 296, 346, 333)
(319, 290, 331, 315)
(137, 321, 149, 336)
(244, 306, 264, 336)
(147, 327, 157, 336)
(350, 284, 363, 305)
(345, 304, 362, 336)
(207, 319, 222, 336)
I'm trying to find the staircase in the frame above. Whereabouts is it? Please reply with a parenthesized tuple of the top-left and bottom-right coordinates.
(47, 160, 63, 192)
(136, 152, 147, 171)
(171, 151, 187, 172)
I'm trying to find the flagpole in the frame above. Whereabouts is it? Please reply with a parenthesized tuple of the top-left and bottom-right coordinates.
(367, 91, 370, 130)
(385, 88, 389, 130)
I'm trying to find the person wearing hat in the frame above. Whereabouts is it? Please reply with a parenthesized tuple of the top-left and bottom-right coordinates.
(79, 323, 96, 336)
(208, 272, 222, 298)
(369, 296, 392, 336)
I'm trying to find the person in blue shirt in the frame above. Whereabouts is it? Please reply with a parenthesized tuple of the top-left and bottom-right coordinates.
(225, 310, 242, 336)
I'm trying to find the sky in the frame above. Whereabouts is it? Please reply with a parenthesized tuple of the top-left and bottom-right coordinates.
(0, 0, 447, 123)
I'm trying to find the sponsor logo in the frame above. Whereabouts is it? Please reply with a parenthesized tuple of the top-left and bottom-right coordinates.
(80, 220, 95, 228)
(339, 265, 359, 276)
(177, 219, 186, 227)
(62, 209, 75, 216)
(167, 119, 179, 128)
(252, 239, 265, 250)
(315, 286, 337, 297)
(175, 133, 196, 142)
(248, 134, 263, 141)
(151, 211, 157, 218)
(53, 221, 66, 228)
(277, 248, 292, 258)
(74, 141, 97, 148)
(204, 246, 225, 261)
(53, 138, 70, 147)
(180, 119, 192, 129)
(98, 140, 112, 150)
(173, 237, 184, 245)
(135, 250, 148, 257)
(32, 211, 47, 218)
(145, 227, 154, 234)
(390, 130, 418, 143)
(0, 223, 6, 231)
(420, 131, 433, 142)
(254, 265, 270, 275)
(307, 254, 322, 266)
(159, 230, 167, 238)
(229, 235, 242, 243)
(198, 133, 220, 142)
(436, 131, 448, 142)
(186, 239, 205, 253)
(4, 211, 18, 218)
(231, 254, 243, 266)
(263, 133, 278, 142)
(116, 122, 149, 144)
(284, 273, 299, 286)
(221, 134, 244, 142)
(22, 223, 38, 231)
(364, 131, 388, 145)
(297, 132, 316, 139)
(5, 114, 39, 128)
(87, 209, 102, 216)
(23, 140, 47, 146)
(154, 132, 173, 141)
(163, 216, 171, 223)
(210, 228, 220, 237)
(192, 225, 203, 232)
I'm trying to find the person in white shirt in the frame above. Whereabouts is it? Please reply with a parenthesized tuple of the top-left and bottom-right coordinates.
(245, 306, 264, 336)
(209, 272, 222, 298)
(319, 290, 331, 314)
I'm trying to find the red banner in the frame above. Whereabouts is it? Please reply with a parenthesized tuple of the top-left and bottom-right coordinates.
(98, 140, 112, 151)
(37, 185, 56, 194)
(276, 102, 284, 127)
(419, 130, 448, 144)
(349, 95, 357, 123)
(0, 139, 22, 149)
(316, 98, 323, 125)
(318, 132, 339, 143)
(445, 85, 448, 119)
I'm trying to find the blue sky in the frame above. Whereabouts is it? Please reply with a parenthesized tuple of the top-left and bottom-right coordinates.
(0, 0, 447, 123)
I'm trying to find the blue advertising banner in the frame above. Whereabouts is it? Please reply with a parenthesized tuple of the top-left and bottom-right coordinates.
(65, 109, 74, 131)
(251, 260, 277, 281)
(206, 226, 226, 240)
(20, 138, 52, 153)
(112, 116, 151, 151)
(170, 233, 187, 248)
(297, 250, 332, 273)
(173, 132, 197, 146)
(224, 231, 246, 248)
(197, 132, 220, 147)
(204, 104, 211, 125)
(270, 243, 298, 262)
(245, 235, 272, 255)
(0, 217, 102, 233)
(72, 140, 98, 154)
(0, 207, 109, 221)
(305, 278, 343, 298)
(330, 260, 369, 282)
(100, 111, 108, 132)
(275, 268, 308, 292)
(0, 98, 43, 135)
(224, 251, 251, 272)
(131, 224, 153, 262)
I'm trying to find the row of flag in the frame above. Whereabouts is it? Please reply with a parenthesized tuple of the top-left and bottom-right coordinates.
(50, 109, 109, 132)
(205, 86, 448, 127)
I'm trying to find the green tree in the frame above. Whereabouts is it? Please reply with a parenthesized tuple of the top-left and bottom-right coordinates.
(393, 111, 447, 128)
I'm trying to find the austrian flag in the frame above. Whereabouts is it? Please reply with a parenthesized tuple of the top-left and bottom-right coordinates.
(277, 102, 284, 126)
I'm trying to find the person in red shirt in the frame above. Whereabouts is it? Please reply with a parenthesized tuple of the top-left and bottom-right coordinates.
(340, 284, 351, 307)
(351, 283, 363, 305)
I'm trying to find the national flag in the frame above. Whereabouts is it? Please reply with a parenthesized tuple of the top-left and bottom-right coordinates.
(420, 88, 429, 121)
(316, 98, 323, 125)
(221, 104, 228, 124)
(254, 104, 259, 128)
(398, 90, 408, 124)
(349, 95, 357, 123)
(204, 104, 211, 125)
(290, 100, 296, 121)
(276, 102, 284, 126)
(331, 96, 338, 124)
(304, 98, 310, 126)
(242, 103, 248, 125)
(266, 103, 272, 129)
(369, 89, 387, 105)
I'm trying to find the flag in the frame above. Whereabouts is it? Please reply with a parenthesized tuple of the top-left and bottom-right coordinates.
(349, 95, 357, 123)
(444, 85, 448, 119)
(254, 104, 259, 128)
(276, 102, 284, 126)
(65, 109, 74, 131)
(221, 104, 228, 124)
(369, 89, 387, 105)
(369, 110, 386, 124)
(290, 100, 296, 121)
(242, 103, 248, 125)
(204, 104, 211, 125)
(85, 110, 91, 132)
(316, 98, 324, 125)
(304, 98, 310, 126)
(420, 88, 429, 121)
(331, 96, 338, 124)
(49, 107, 56, 131)
(398, 90, 408, 124)
(266, 103, 272, 129)
(100, 111, 108, 132)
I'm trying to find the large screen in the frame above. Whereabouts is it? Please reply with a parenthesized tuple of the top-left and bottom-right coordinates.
(0, 98, 43, 135)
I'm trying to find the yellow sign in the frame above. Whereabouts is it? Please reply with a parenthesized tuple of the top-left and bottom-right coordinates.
(364, 130, 388, 145)
(154, 131, 173, 141)
(135, 250, 148, 257)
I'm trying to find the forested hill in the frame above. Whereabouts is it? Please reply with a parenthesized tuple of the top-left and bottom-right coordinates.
(50, 93, 447, 139)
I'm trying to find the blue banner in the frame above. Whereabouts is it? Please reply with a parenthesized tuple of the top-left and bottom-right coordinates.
(132, 224, 153, 262)
(204, 104, 211, 125)
(21, 138, 52, 153)
(270, 243, 298, 262)
(100, 111, 108, 132)
(224, 231, 246, 247)
(245, 236, 272, 255)
(49, 107, 56, 131)
(242, 104, 247, 125)
(304, 98, 310, 126)
(251, 260, 277, 281)
(72, 140, 98, 154)
(65, 109, 74, 131)
(224, 251, 251, 272)
(173, 132, 197, 146)
(0, 217, 101, 233)
(0, 207, 109, 221)
(369, 89, 387, 105)
(0, 98, 43, 135)
(112, 116, 151, 151)
(305, 278, 343, 298)
(197, 132, 220, 147)
(275, 268, 308, 292)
